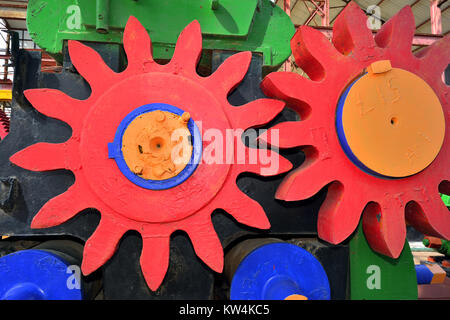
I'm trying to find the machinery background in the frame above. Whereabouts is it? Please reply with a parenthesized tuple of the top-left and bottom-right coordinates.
(0, 0, 448, 300)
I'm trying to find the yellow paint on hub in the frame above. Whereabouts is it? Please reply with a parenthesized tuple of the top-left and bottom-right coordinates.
(341, 60, 445, 178)
(121, 110, 193, 180)
(285, 294, 308, 300)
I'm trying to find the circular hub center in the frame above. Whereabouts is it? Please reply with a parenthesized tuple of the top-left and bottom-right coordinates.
(108, 103, 202, 190)
(121, 110, 193, 180)
(336, 60, 445, 178)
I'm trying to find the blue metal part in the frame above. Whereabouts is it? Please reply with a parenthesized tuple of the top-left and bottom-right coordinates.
(335, 74, 396, 180)
(108, 103, 202, 190)
(230, 243, 331, 300)
(0, 249, 82, 300)
(415, 264, 434, 285)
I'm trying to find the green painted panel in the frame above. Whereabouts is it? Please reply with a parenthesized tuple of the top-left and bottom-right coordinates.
(27, 0, 294, 67)
(441, 193, 450, 207)
(349, 222, 418, 300)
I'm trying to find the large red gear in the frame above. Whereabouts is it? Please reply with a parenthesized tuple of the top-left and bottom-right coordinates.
(10, 17, 291, 290)
(260, 2, 450, 258)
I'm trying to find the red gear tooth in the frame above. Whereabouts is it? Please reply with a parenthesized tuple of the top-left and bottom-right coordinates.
(182, 215, 224, 273)
(31, 180, 92, 229)
(292, 26, 346, 81)
(317, 182, 366, 245)
(362, 202, 406, 259)
(169, 20, 202, 76)
(232, 139, 292, 177)
(14, 18, 286, 291)
(415, 36, 450, 85)
(241, 150, 292, 177)
(123, 16, 155, 74)
(258, 121, 320, 149)
(375, 6, 415, 55)
(276, 155, 333, 201)
(206, 51, 251, 97)
(24, 89, 85, 129)
(82, 217, 127, 275)
(68, 40, 118, 93)
(261, 72, 318, 118)
(0, 127, 8, 140)
(332, 1, 380, 59)
(10, 142, 75, 172)
(215, 181, 271, 230)
(140, 236, 170, 291)
(227, 99, 284, 130)
(406, 197, 450, 240)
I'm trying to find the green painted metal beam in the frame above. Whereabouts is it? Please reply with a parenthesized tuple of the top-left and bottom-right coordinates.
(27, 0, 295, 67)
(96, 0, 110, 34)
(349, 222, 418, 300)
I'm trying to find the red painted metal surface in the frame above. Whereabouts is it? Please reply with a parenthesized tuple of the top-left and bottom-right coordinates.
(260, 2, 450, 259)
(10, 17, 291, 290)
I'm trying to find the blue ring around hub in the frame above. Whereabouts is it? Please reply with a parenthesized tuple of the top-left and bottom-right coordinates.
(230, 243, 331, 300)
(335, 74, 396, 179)
(108, 103, 202, 190)
(0, 249, 83, 300)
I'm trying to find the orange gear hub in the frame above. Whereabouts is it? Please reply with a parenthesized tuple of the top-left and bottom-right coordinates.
(337, 60, 446, 178)
(121, 110, 193, 180)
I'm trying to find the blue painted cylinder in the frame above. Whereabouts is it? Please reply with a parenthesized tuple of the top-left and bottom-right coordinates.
(262, 275, 302, 300)
(0, 249, 83, 300)
(229, 242, 330, 300)
(415, 264, 434, 285)
(2, 283, 46, 300)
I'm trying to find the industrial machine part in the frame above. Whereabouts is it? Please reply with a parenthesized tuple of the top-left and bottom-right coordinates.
(0, 1, 331, 298)
(26, 0, 294, 68)
(416, 263, 447, 285)
(225, 238, 331, 300)
(423, 236, 450, 256)
(0, 1, 447, 300)
(10, 17, 293, 291)
(349, 222, 418, 300)
(0, 240, 100, 300)
(261, 3, 450, 259)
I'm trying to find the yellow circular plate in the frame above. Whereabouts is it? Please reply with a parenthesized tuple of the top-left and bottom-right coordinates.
(341, 63, 445, 178)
